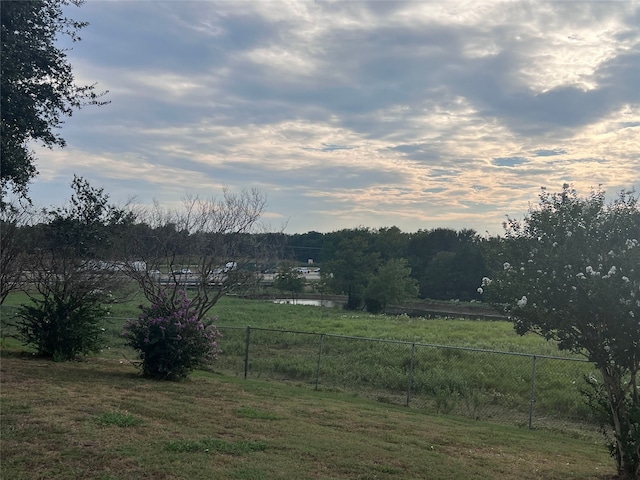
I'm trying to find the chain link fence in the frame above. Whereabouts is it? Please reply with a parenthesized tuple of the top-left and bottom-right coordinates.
(0, 306, 600, 432)
(214, 326, 600, 431)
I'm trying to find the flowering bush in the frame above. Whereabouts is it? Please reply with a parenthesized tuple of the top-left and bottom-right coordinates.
(481, 185, 640, 478)
(123, 289, 220, 380)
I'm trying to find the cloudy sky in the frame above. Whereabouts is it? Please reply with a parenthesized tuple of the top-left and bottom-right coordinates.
(29, 0, 639, 235)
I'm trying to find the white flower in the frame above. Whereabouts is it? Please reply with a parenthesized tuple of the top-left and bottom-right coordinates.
(608, 266, 617, 276)
(481, 277, 492, 286)
(503, 262, 511, 270)
(552, 242, 558, 247)
(517, 296, 528, 308)
(477, 287, 484, 294)
(566, 231, 572, 237)
(631, 311, 635, 318)
(586, 266, 600, 276)
(622, 276, 630, 283)
(576, 272, 586, 279)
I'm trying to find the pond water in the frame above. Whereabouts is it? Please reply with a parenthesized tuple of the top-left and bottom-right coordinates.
(272, 299, 337, 308)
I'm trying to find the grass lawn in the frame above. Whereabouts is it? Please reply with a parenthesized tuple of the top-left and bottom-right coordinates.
(0, 348, 615, 480)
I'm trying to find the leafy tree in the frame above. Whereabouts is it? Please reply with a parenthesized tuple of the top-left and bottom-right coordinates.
(364, 258, 418, 314)
(17, 176, 133, 360)
(1, 0, 108, 197)
(481, 185, 640, 478)
(373, 226, 409, 262)
(408, 228, 487, 300)
(274, 261, 305, 301)
(321, 228, 379, 310)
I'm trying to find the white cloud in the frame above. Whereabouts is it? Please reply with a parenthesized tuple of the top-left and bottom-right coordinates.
(26, 0, 639, 234)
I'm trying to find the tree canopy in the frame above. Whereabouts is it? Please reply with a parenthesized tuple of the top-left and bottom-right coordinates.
(0, 0, 107, 197)
(364, 258, 418, 314)
(482, 185, 640, 478)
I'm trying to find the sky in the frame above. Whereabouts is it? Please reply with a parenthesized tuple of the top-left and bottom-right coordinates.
(28, 0, 640, 235)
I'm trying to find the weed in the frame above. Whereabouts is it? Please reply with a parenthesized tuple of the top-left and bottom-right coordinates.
(94, 411, 142, 427)
(234, 406, 279, 420)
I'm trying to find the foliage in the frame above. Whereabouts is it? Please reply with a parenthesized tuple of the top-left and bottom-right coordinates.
(408, 228, 487, 301)
(583, 374, 640, 475)
(287, 230, 325, 264)
(43, 176, 135, 258)
(1, 0, 108, 197)
(321, 228, 380, 309)
(364, 258, 418, 313)
(123, 289, 220, 380)
(274, 261, 305, 299)
(15, 177, 133, 360)
(23, 176, 135, 299)
(17, 288, 106, 360)
(481, 184, 640, 478)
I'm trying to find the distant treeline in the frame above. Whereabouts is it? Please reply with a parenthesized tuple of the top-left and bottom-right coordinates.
(12, 208, 498, 303)
(282, 226, 496, 302)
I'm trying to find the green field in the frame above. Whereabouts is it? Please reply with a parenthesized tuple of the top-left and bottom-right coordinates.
(1, 292, 582, 354)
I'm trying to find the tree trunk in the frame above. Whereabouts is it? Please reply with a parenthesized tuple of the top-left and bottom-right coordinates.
(600, 366, 639, 478)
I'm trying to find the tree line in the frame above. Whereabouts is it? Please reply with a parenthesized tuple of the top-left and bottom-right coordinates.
(1, 179, 496, 310)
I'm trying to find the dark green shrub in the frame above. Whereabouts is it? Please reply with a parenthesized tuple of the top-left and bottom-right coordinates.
(17, 292, 106, 361)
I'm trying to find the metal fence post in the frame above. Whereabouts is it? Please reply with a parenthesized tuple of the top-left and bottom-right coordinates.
(406, 343, 416, 407)
(528, 355, 537, 429)
(244, 326, 251, 379)
(315, 334, 325, 391)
